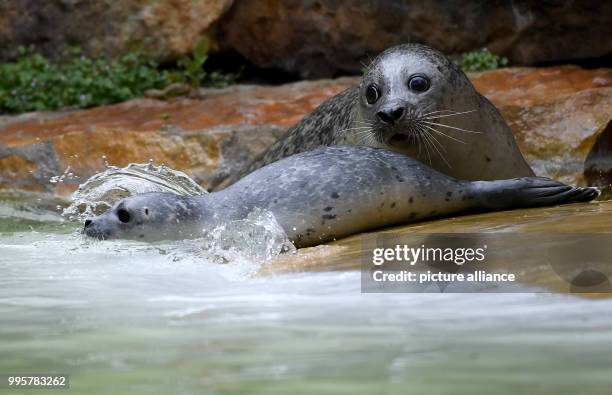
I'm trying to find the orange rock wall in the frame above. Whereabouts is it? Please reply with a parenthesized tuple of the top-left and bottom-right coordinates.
(1, 67, 611, 195)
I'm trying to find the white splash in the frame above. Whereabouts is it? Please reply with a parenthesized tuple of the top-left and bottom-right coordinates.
(64, 161, 295, 270)
(202, 208, 296, 262)
(63, 161, 207, 221)
(49, 166, 78, 184)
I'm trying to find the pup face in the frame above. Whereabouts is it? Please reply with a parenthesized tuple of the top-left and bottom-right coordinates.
(83, 193, 203, 241)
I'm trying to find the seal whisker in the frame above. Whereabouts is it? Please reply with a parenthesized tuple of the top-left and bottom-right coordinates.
(341, 126, 373, 130)
(418, 124, 447, 153)
(418, 128, 433, 165)
(410, 126, 430, 165)
(420, 123, 467, 145)
(420, 109, 477, 119)
(420, 120, 482, 135)
(354, 131, 375, 141)
(417, 133, 423, 158)
(424, 135, 446, 167)
(419, 109, 471, 118)
(422, 129, 450, 166)
(354, 128, 376, 145)
(418, 125, 452, 168)
(361, 132, 377, 147)
(338, 126, 373, 134)
(418, 129, 428, 162)
(352, 127, 374, 135)
(361, 55, 375, 73)
(405, 124, 423, 157)
(420, 109, 463, 117)
(419, 123, 467, 145)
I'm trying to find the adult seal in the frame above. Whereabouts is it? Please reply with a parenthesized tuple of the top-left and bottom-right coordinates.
(85, 146, 595, 248)
(217, 44, 533, 190)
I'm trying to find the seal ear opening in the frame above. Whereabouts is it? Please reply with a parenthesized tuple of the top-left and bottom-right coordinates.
(144, 208, 149, 215)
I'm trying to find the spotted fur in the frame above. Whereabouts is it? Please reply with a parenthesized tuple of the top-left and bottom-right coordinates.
(85, 146, 596, 248)
(216, 43, 533, 190)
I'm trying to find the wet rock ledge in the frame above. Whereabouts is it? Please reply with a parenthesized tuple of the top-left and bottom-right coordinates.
(0, 66, 611, 196)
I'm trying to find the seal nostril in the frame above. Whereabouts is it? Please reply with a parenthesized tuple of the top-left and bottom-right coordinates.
(377, 111, 393, 124)
(392, 107, 405, 121)
(377, 107, 405, 124)
(84, 219, 92, 228)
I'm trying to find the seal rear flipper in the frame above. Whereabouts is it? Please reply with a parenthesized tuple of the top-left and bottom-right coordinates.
(471, 177, 600, 211)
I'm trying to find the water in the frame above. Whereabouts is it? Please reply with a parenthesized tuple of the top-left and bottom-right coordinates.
(2, 161, 612, 395)
(59, 160, 296, 266)
(1, 196, 612, 395)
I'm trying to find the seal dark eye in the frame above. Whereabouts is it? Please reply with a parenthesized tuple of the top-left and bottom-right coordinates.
(408, 75, 430, 92)
(365, 84, 380, 104)
(117, 208, 131, 223)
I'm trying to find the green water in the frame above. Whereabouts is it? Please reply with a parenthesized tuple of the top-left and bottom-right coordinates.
(1, 197, 612, 395)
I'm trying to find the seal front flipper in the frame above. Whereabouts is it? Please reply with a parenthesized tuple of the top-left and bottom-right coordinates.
(469, 177, 600, 211)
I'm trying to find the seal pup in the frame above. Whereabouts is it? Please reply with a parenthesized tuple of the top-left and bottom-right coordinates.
(85, 146, 595, 248)
(216, 44, 533, 190)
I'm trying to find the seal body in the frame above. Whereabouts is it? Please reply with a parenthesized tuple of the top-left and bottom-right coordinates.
(85, 146, 596, 248)
(217, 44, 533, 189)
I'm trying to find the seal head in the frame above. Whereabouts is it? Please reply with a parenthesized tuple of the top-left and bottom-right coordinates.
(358, 45, 471, 148)
(217, 44, 533, 189)
(84, 193, 206, 241)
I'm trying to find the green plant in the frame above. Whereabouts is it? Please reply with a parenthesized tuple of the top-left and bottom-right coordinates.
(458, 48, 508, 72)
(0, 41, 240, 114)
(204, 69, 242, 89)
(176, 37, 210, 87)
(174, 37, 240, 89)
(0, 46, 171, 113)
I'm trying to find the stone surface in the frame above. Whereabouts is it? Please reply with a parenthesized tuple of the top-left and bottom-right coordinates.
(0, 66, 611, 195)
(1, 1, 611, 78)
(469, 66, 612, 186)
(584, 120, 612, 187)
(218, 0, 612, 78)
(266, 199, 612, 294)
(0, 0, 233, 62)
(0, 78, 355, 194)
